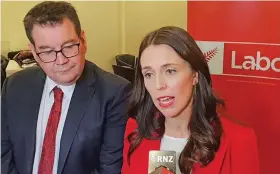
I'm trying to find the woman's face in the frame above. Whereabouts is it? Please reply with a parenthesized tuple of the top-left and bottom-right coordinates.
(141, 44, 198, 118)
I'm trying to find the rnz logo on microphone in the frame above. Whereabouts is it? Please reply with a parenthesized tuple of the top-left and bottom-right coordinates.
(151, 154, 174, 163)
(148, 151, 176, 174)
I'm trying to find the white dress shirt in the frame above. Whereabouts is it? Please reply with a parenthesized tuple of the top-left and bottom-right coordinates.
(32, 77, 76, 174)
(160, 135, 188, 174)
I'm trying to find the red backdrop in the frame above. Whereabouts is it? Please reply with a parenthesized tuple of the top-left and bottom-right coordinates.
(187, 1, 280, 174)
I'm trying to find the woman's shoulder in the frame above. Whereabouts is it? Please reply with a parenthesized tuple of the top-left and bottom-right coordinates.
(218, 117, 259, 173)
(125, 117, 138, 138)
(220, 116, 257, 142)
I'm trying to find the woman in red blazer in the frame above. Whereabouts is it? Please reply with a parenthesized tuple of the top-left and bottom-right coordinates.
(122, 26, 259, 174)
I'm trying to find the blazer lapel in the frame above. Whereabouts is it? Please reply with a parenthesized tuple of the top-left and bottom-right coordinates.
(136, 134, 229, 174)
(132, 138, 160, 174)
(193, 134, 229, 174)
(58, 63, 96, 174)
(25, 69, 46, 174)
(145, 139, 161, 173)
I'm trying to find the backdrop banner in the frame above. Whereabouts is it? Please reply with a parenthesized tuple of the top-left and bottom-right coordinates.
(187, 1, 280, 174)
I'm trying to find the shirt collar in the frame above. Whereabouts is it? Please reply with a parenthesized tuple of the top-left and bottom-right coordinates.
(46, 76, 76, 99)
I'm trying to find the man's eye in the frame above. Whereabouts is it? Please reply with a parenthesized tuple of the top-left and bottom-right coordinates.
(64, 45, 75, 49)
(41, 50, 54, 55)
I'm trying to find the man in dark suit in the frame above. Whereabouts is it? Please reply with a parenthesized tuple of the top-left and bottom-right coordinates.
(1, 1, 130, 174)
(1, 55, 8, 89)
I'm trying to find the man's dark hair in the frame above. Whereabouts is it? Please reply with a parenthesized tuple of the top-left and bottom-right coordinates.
(23, 1, 81, 44)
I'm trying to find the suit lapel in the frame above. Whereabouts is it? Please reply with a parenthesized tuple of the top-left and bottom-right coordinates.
(58, 62, 96, 174)
(25, 69, 46, 174)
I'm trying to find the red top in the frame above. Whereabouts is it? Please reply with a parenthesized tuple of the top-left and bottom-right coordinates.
(122, 117, 259, 174)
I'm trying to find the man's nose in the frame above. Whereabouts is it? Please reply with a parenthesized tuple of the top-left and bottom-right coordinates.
(55, 52, 69, 65)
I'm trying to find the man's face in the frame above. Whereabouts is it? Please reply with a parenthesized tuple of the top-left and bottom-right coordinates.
(29, 18, 87, 85)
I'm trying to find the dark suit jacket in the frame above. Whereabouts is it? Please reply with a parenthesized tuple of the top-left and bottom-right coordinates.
(1, 61, 131, 174)
(122, 117, 260, 174)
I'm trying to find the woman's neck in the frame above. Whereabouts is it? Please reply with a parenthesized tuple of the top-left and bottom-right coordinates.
(164, 105, 192, 138)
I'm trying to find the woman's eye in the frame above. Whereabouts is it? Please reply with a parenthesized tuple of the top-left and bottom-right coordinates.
(166, 69, 176, 74)
(144, 73, 152, 78)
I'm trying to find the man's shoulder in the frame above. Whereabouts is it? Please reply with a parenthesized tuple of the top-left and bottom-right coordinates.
(6, 66, 43, 86)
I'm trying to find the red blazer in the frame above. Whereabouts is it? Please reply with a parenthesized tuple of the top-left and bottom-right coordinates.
(122, 117, 259, 174)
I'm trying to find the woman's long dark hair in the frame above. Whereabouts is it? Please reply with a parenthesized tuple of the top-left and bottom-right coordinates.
(127, 26, 224, 173)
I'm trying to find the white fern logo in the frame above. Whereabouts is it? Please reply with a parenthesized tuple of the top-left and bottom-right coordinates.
(203, 47, 218, 62)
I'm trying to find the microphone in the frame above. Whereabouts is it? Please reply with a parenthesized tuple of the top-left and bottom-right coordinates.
(148, 150, 176, 174)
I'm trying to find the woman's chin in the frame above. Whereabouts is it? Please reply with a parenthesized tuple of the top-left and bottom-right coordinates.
(158, 109, 178, 118)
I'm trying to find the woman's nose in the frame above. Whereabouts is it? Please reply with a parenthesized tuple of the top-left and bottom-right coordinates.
(155, 75, 167, 90)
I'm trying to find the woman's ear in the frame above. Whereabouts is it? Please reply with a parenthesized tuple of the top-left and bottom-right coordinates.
(193, 72, 198, 85)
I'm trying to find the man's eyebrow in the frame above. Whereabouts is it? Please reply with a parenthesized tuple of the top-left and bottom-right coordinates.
(61, 39, 77, 46)
(37, 39, 77, 50)
(38, 45, 54, 50)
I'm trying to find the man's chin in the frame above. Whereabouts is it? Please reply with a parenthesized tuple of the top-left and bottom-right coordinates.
(56, 67, 72, 74)
(52, 75, 77, 86)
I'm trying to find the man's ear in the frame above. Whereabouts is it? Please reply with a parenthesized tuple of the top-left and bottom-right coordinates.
(28, 43, 40, 63)
(80, 30, 87, 52)
(28, 43, 38, 61)
(193, 71, 198, 85)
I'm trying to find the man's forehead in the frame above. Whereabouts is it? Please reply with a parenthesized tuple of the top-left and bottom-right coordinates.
(31, 22, 79, 48)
